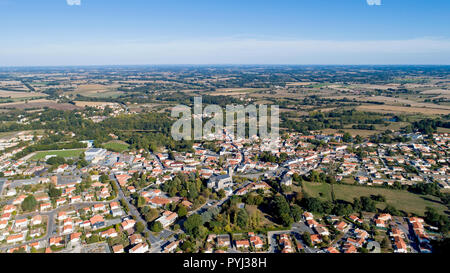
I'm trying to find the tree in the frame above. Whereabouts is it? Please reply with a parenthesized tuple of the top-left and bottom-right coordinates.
(100, 174, 109, 183)
(360, 196, 376, 212)
(46, 156, 65, 166)
(180, 240, 195, 252)
(383, 204, 400, 216)
(353, 198, 362, 212)
(183, 214, 203, 235)
(309, 170, 321, 182)
(272, 195, 293, 226)
(371, 194, 386, 202)
(135, 221, 145, 233)
(13, 248, 27, 253)
(22, 195, 37, 212)
(151, 221, 163, 233)
(245, 194, 263, 206)
(333, 203, 353, 216)
(193, 226, 208, 239)
(188, 183, 199, 200)
(217, 189, 226, 199)
(343, 132, 352, 143)
(236, 209, 249, 229)
(424, 207, 449, 233)
(302, 232, 312, 247)
(290, 204, 303, 222)
(177, 205, 188, 218)
(144, 208, 159, 222)
(137, 196, 146, 208)
(48, 185, 61, 199)
(381, 237, 390, 248)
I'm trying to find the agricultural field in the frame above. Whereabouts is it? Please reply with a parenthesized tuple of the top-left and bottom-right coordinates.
(356, 104, 450, 115)
(0, 90, 48, 99)
(0, 99, 80, 110)
(208, 88, 263, 96)
(62, 83, 124, 99)
(73, 101, 121, 108)
(31, 149, 86, 161)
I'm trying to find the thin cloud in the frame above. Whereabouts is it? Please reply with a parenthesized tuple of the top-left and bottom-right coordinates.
(367, 0, 381, 6)
(2, 37, 449, 66)
(66, 0, 81, 6)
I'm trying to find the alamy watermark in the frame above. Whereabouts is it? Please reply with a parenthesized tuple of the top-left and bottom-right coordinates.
(171, 97, 279, 141)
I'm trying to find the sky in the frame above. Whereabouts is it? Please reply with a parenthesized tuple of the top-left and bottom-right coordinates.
(0, 0, 449, 66)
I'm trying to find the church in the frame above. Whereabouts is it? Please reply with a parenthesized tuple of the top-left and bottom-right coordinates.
(207, 167, 234, 191)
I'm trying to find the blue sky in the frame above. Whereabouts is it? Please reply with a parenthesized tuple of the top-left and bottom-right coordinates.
(0, 0, 449, 66)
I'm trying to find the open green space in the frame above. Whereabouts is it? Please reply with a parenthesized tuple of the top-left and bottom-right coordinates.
(302, 181, 448, 216)
(31, 149, 85, 161)
(102, 141, 129, 152)
(302, 181, 333, 201)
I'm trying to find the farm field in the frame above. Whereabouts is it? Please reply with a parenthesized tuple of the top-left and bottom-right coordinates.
(319, 121, 409, 138)
(62, 83, 124, 99)
(301, 182, 448, 216)
(0, 99, 81, 110)
(356, 104, 450, 115)
(81, 90, 124, 98)
(0, 90, 48, 99)
(73, 101, 120, 108)
(208, 88, 262, 96)
(0, 130, 45, 140)
(31, 149, 86, 161)
(102, 141, 129, 152)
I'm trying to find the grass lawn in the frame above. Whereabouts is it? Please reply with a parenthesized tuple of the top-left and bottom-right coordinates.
(102, 141, 129, 152)
(31, 149, 85, 161)
(332, 184, 448, 216)
(302, 182, 332, 201)
(302, 182, 448, 216)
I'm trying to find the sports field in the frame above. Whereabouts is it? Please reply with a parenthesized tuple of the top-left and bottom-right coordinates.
(31, 149, 85, 161)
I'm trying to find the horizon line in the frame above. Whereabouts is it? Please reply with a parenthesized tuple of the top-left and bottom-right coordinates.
(1, 63, 450, 69)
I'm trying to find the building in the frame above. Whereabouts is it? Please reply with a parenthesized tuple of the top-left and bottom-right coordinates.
(156, 211, 178, 228)
(207, 167, 233, 191)
(90, 215, 105, 229)
(84, 148, 107, 162)
(129, 243, 149, 253)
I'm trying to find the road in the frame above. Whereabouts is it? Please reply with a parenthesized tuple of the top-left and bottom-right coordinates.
(111, 177, 170, 252)
(0, 178, 6, 197)
(150, 152, 165, 171)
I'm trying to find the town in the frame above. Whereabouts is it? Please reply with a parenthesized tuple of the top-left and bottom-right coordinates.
(0, 102, 448, 253)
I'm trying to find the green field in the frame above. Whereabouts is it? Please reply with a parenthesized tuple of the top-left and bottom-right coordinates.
(102, 141, 129, 152)
(302, 181, 333, 201)
(31, 149, 85, 161)
(302, 182, 448, 216)
(83, 91, 124, 98)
